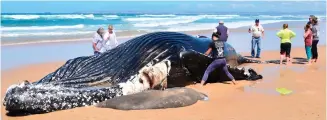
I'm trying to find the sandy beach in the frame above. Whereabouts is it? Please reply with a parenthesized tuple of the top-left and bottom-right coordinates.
(2, 1, 327, 119)
(1, 45, 326, 120)
(1, 12, 326, 120)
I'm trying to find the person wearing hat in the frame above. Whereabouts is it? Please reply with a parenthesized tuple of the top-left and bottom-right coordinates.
(214, 20, 229, 42)
(200, 32, 237, 86)
(248, 19, 265, 58)
(92, 27, 105, 56)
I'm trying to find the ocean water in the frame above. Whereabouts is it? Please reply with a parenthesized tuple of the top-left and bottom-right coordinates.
(2, 13, 326, 40)
(1, 1, 326, 44)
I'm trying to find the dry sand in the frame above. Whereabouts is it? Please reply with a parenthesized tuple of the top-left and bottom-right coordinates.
(1, 46, 326, 120)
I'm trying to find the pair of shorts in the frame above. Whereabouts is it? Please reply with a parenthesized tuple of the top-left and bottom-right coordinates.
(280, 43, 291, 57)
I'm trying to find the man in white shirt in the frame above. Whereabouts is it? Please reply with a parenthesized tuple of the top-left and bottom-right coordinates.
(103, 25, 119, 51)
(248, 19, 264, 58)
(92, 27, 105, 56)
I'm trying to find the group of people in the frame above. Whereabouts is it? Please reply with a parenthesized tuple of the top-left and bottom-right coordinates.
(199, 15, 320, 86)
(91, 15, 320, 86)
(274, 15, 320, 65)
(92, 25, 118, 56)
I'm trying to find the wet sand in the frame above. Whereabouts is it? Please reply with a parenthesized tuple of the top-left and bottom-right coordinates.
(1, 46, 326, 120)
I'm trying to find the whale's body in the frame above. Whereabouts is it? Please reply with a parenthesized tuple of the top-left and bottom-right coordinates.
(3, 32, 262, 114)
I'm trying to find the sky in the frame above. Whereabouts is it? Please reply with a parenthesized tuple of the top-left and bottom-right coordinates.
(1, 1, 326, 14)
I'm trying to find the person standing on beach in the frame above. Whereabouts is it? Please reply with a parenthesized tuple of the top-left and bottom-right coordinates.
(92, 27, 105, 56)
(248, 19, 264, 58)
(303, 24, 313, 65)
(214, 20, 229, 42)
(276, 24, 296, 65)
(200, 32, 237, 86)
(311, 17, 320, 63)
(103, 25, 119, 51)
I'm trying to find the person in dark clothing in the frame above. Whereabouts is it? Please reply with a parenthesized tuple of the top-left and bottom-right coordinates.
(200, 32, 237, 86)
(311, 17, 320, 62)
(214, 20, 229, 42)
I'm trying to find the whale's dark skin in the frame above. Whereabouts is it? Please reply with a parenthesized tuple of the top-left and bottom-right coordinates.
(3, 32, 262, 115)
(95, 87, 208, 110)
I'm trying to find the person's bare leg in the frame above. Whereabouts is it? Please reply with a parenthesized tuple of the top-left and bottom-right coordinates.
(222, 64, 237, 85)
(286, 57, 292, 65)
(200, 80, 206, 86)
(280, 54, 284, 65)
(307, 58, 312, 65)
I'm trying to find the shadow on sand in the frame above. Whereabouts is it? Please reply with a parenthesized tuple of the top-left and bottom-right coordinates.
(264, 57, 308, 65)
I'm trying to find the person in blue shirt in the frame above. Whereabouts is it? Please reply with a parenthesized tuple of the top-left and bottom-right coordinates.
(200, 32, 237, 86)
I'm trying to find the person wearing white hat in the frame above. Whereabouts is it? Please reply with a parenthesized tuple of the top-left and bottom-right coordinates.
(248, 19, 265, 58)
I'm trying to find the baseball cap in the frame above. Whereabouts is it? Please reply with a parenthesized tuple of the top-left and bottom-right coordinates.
(255, 19, 260, 23)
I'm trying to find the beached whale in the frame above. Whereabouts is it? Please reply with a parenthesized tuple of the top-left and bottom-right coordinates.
(95, 87, 208, 110)
(3, 32, 263, 115)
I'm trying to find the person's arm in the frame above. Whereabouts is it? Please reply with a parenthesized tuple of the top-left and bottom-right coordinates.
(102, 33, 108, 41)
(227, 28, 230, 37)
(261, 26, 265, 38)
(204, 48, 212, 56)
(114, 33, 118, 46)
(276, 30, 282, 38)
(248, 27, 251, 33)
(290, 30, 296, 39)
(312, 26, 317, 37)
(310, 32, 313, 41)
(92, 35, 100, 51)
(303, 30, 309, 38)
(93, 43, 99, 51)
(213, 28, 218, 33)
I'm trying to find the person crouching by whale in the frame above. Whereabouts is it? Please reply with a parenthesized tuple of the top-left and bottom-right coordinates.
(92, 27, 106, 55)
(200, 33, 237, 86)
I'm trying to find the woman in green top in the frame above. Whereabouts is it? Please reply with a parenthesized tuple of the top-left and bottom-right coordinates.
(276, 24, 296, 65)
